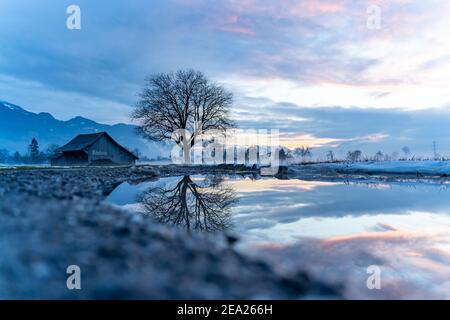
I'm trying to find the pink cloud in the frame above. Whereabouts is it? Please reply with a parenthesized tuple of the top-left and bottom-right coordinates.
(288, 0, 345, 16)
(200, 0, 349, 37)
(215, 14, 256, 36)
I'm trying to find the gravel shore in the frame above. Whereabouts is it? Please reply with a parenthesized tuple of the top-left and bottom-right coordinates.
(0, 166, 340, 299)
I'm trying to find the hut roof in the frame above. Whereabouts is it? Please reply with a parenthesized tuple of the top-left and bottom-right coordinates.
(54, 132, 139, 159)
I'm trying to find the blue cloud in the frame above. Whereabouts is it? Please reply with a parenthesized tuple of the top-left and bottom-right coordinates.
(1, 0, 450, 154)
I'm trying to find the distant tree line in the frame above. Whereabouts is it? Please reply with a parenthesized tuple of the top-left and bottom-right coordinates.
(0, 137, 444, 166)
(248, 144, 446, 164)
(0, 138, 59, 165)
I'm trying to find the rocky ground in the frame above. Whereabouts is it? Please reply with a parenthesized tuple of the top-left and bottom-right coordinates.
(0, 165, 340, 299)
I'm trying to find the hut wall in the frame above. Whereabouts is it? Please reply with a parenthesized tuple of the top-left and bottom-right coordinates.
(51, 151, 88, 166)
(86, 136, 136, 165)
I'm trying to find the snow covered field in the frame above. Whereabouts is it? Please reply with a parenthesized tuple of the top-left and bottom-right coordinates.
(3, 161, 450, 177)
(310, 161, 450, 176)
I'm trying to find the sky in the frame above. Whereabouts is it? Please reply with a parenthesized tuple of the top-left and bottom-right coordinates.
(2, 0, 450, 156)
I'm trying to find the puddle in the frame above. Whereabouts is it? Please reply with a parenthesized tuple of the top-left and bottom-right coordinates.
(106, 174, 450, 299)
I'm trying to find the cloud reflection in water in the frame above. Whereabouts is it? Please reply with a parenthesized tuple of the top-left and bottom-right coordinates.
(107, 175, 450, 298)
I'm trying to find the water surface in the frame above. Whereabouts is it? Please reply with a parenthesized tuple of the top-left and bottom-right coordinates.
(106, 175, 450, 299)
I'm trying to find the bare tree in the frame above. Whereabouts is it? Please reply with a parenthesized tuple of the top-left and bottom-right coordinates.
(278, 147, 292, 163)
(326, 150, 335, 162)
(347, 150, 362, 162)
(132, 70, 235, 164)
(401, 146, 411, 159)
(140, 175, 236, 231)
(293, 146, 312, 161)
(374, 151, 383, 162)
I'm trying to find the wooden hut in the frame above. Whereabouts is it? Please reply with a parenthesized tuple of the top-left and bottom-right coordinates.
(51, 132, 138, 166)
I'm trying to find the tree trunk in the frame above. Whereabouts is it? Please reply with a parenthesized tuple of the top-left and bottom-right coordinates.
(183, 144, 191, 165)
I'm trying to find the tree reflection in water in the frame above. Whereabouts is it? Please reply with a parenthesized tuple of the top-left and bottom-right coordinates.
(140, 175, 237, 231)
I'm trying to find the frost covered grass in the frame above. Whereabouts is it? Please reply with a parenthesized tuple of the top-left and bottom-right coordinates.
(5, 161, 450, 177)
(311, 160, 450, 176)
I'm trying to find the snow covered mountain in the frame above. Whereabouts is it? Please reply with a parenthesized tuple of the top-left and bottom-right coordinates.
(0, 100, 169, 158)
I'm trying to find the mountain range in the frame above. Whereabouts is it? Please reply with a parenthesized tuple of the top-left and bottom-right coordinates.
(0, 100, 169, 158)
